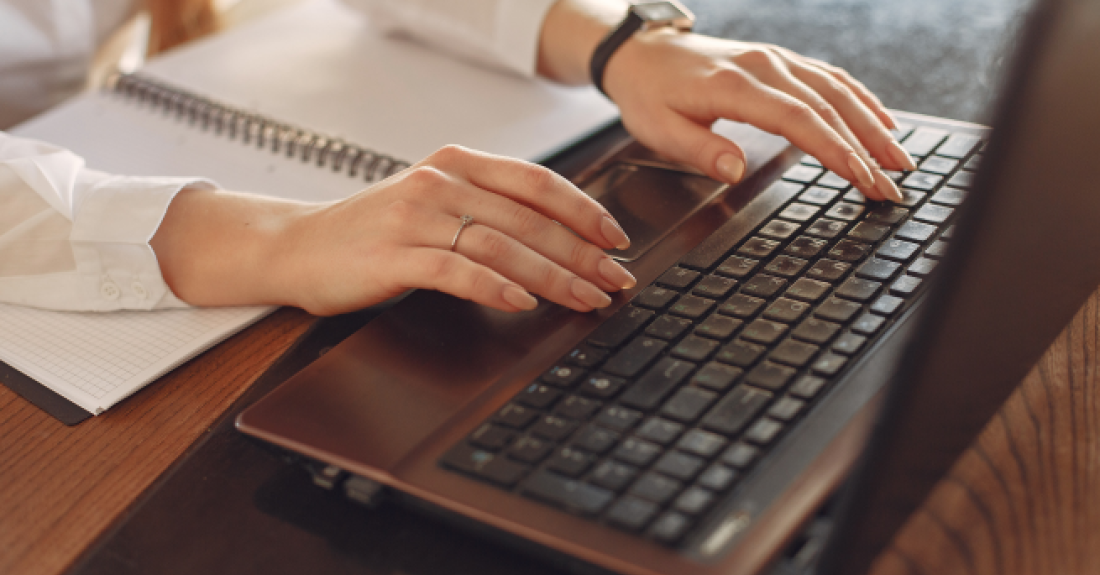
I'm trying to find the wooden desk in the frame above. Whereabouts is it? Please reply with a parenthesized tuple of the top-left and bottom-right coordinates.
(2, 291, 1099, 575)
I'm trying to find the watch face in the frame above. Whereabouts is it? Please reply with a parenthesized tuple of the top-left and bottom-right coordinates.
(633, 2, 693, 25)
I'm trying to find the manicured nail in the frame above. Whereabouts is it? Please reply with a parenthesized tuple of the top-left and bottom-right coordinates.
(847, 154, 876, 189)
(884, 111, 900, 131)
(717, 153, 746, 184)
(887, 140, 918, 171)
(599, 257, 637, 290)
(572, 278, 612, 309)
(502, 284, 538, 310)
(601, 214, 631, 250)
(875, 170, 905, 203)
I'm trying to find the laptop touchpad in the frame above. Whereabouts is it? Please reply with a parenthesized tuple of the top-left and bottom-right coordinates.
(586, 163, 728, 262)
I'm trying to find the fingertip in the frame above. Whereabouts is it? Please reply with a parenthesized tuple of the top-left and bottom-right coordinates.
(717, 153, 747, 184)
(600, 214, 631, 251)
(847, 154, 876, 189)
(502, 284, 538, 311)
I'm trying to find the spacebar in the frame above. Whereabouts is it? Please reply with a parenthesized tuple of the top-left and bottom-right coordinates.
(521, 470, 613, 515)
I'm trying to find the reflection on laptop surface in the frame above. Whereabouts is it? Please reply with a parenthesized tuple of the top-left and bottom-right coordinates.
(238, 0, 1100, 574)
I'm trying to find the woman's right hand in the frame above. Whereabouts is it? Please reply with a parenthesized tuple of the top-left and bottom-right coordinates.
(152, 145, 636, 316)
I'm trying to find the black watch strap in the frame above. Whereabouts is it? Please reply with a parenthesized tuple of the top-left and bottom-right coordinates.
(589, 2, 695, 97)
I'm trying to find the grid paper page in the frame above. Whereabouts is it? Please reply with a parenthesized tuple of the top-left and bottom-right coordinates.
(0, 303, 270, 414)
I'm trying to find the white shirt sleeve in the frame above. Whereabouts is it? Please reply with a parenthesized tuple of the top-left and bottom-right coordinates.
(341, 0, 559, 77)
(0, 131, 213, 312)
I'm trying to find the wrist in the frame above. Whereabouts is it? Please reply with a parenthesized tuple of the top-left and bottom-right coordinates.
(588, 1, 695, 96)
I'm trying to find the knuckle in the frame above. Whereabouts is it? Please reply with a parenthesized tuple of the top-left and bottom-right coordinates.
(379, 199, 417, 230)
(567, 239, 600, 271)
(403, 165, 449, 191)
(782, 100, 817, 124)
(710, 67, 750, 94)
(477, 229, 512, 262)
(519, 162, 556, 194)
(738, 47, 774, 68)
(429, 144, 471, 166)
(510, 204, 547, 239)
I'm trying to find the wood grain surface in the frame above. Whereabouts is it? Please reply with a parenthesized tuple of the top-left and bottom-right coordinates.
(0, 307, 314, 575)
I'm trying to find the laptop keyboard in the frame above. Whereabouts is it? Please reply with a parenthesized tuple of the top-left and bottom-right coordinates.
(439, 124, 983, 545)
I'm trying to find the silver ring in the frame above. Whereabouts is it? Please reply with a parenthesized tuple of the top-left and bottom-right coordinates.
(450, 214, 474, 251)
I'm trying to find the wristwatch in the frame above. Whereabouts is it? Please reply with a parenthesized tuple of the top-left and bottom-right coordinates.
(589, 1, 695, 97)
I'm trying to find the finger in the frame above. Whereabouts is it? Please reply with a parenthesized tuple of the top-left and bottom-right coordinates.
(706, 71, 891, 199)
(803, 56, 899, 131)
(383, 246, 540, 313)
(454, 221, 613, 312)
(628, 108, 748, 185)
(418, 145, 631, 252)
(784, 56, 917, 173)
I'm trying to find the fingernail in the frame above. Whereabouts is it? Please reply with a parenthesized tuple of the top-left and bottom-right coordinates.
(875, 170, 905, 203)
(572, 278, 612, 309)
(502, 284, 538, 310)
(601, 214, 631, 250)
(884, 111, 900, 130)
(847, 154, 876, 189)
(717, 153, 746, 184)
(887, 140, 918, 171)
(599, 257, 637, 290)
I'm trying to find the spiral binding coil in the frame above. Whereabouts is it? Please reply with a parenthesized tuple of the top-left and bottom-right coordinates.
(109, 73, 411, 182)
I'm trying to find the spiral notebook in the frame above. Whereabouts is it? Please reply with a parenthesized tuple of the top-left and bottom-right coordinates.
(2, 0, 618, 424)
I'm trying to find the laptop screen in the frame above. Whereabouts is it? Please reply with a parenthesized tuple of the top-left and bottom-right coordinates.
(820, 0, 1100, 572)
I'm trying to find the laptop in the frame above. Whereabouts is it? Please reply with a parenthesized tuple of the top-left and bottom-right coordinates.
(237, 0, 1100, 573)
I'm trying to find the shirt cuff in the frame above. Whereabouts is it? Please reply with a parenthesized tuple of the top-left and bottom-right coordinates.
(495, 0, 559, 77)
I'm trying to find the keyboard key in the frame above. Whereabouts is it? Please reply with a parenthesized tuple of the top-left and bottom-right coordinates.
(782, 164, 823, 184)
(692, 362, 743, 392)
(516, 383, 561, 409)
(702, 385, 772, 435)
(900, 172, 943, 191)
(843, 189, 867, 203)
(947, 171, 975, 189)
(637, 417, 684, 445)
(587, 306, 654, 348)
(565, 344, 608, 368)
(741, 274, 788, 298)
(721, 442, 759, 469)
(855, 258, 901, 282)
(522, 470, 613, 514)
(716, 339, 766, 367)
(763, 297, 811, 323)
(897, 189, 927, 207)
(654, 451, 707, 481)
(825, 202, 865, 221)
(785, 277, 831, 302)
(913, 204, 954, 225)
(811, 353, 849, 376)
(669, 295, 717, 319)
(816, 171, 852, 189)
(890, 275, 923, 296)
(649, 512, 692, 543)
(870, 294, 905, 316)
(693, 275, 738, 299)
(852, 313, 886, 336)
(603, 337, 667, 377)
(530, 415, 579, 442)
(542, 365, 585, 388)
(919, 156, 958, 175)
(597, 405, 643, 431)
(848, 221, 891, 244)
(646, 314, 693, 340)
(579, 374, 626, 399)
(697, 464, 738, 491)
(547, 447, 595, 477)
(759, 219, 800, 240)
(572, 424, 618, 454)
(836, 277, 882, 302)
(508, 436, 554, 463)
(930, 187, 967, 206)
(828, 239, 872, 263)
(801, 155, 823, 166)
(716, 255, 759, 279)
(799, 186, 838, 205)
(901, 127, 948, 156)
(619, 357, 695, 410)
(785, 235, 829, 259)
(719, 293, 766, 318)
(908, 257, 938, 277)
(764, 255, 809, 278)
(805, 218, 848, 239)
(738, 236, 782, 258)
(806, 259, 851, 283)
(815, 297, 862, 323)
(673, 486, 715, 514)
(614, 437, 662, 466)
(789, 375, 828, 399)
(607, 496, 659, 531)
(671, 335, 719, 362)
(779, 202, 821, 222)
(494, 403, 538, 428)
(744, 418, 784, 445)
(634, 286, 677, 310)
(865, 204, 910, 225)
(769, 339, 820, 367)
(629, 472, 684, 504)
(742, 319, 788, 345)
(895, 220, 937, 243)
(590, 460, 638, 491)
(443, 444, 530, 486)
(661, 387, 718, 423)
(745, 361, 797, 391)
(470, 424, 516, 450)
(677, 429, 728, 458)
(877, 238, 921, 262)
(768, 396, 806, 421)
(695, 313, 742, 340)
(656, 267, 700, 290)
(935, 133, 981, 158)
(832, 332, 868, 355)
(792, 317, 841, 344)
(925, 240, 950, 259)
(963, 154, 983, 171)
